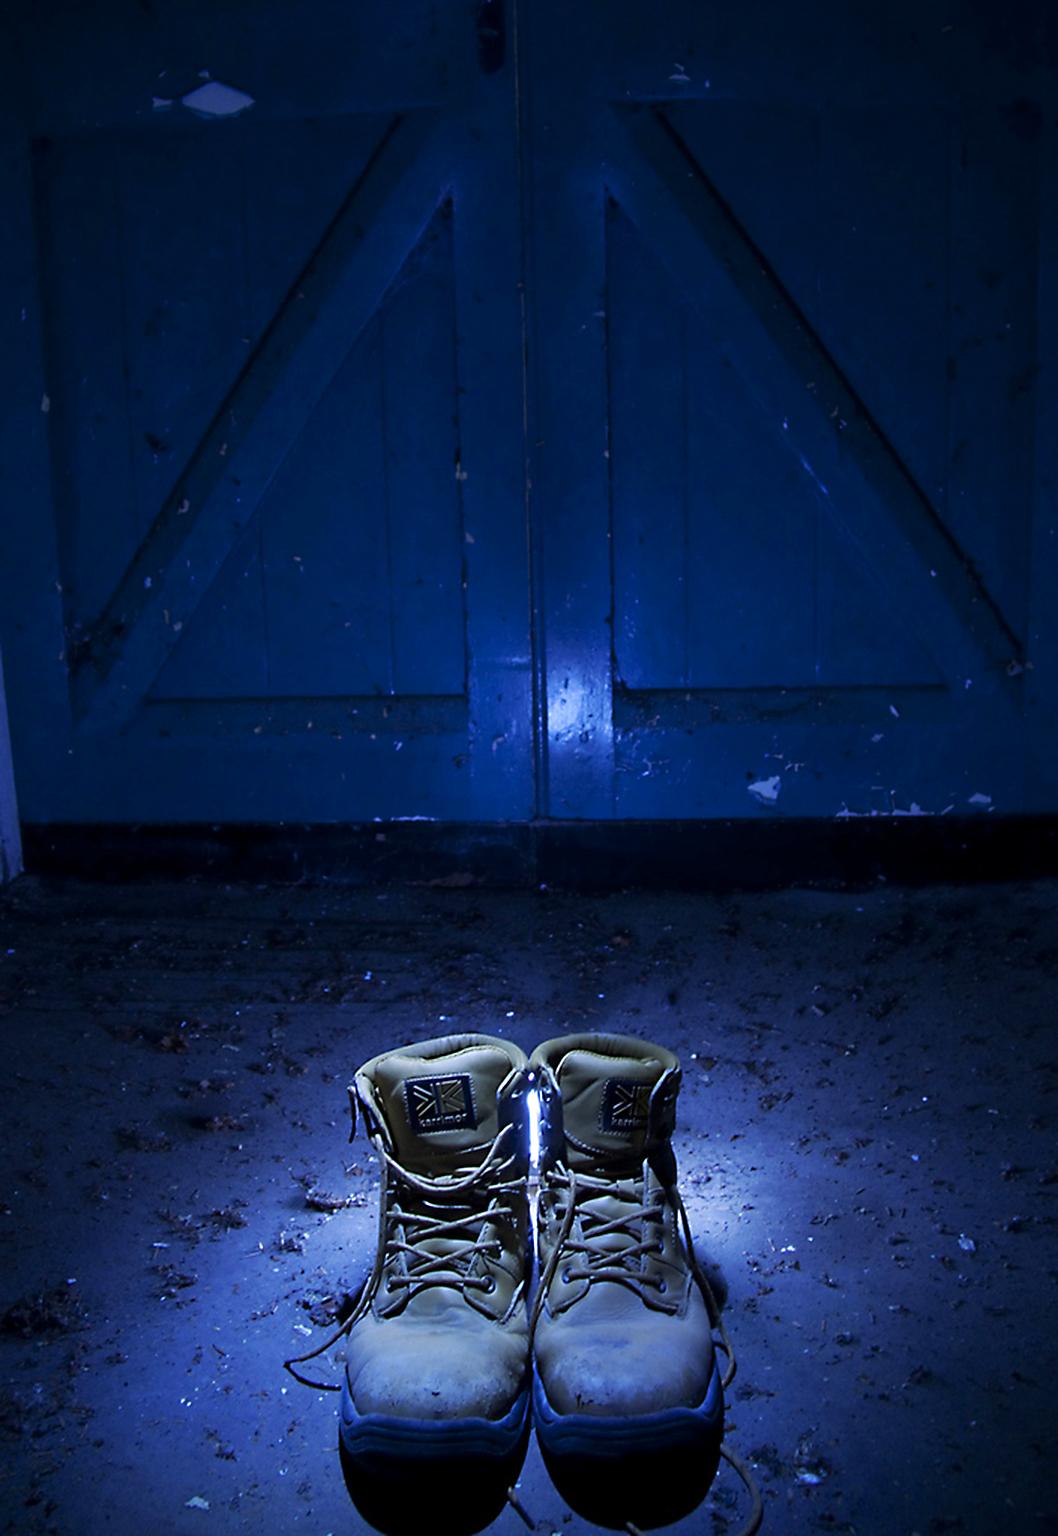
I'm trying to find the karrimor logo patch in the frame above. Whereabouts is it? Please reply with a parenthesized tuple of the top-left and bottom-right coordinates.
(601, 1078, 651, 1132)
(404, 1074, 477, 1134)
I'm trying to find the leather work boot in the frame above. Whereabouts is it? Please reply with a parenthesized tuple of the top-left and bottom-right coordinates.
(530, 1033, 729, 1528)
(336, 1034, 532, 1530)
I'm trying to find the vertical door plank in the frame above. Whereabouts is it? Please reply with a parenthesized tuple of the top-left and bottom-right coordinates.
(606, 204, 689, 691)
(381, 209, 467, 697)
(33, 137, 140, 625)
(260, 326, 393, 700)
(0, 101, 72, 820)
(947, 104, 1039, 644)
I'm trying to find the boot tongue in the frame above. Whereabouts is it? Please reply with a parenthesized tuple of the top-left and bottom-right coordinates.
(372, 1045, 511, 1173)
(556, 1048, 666, 1171)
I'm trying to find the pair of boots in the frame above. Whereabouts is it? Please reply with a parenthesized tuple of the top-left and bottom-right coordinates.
(288, 1032, 758, 1534)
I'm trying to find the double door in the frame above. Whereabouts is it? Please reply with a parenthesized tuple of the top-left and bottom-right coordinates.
(0, 1, 1045, 821)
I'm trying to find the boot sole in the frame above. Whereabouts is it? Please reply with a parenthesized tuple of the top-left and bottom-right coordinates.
(339, 1385, 531, 1536)
(532, 1363, 723, 1528)
(531, 1357, 723, 1456)
(339, 1377, 531, 1462)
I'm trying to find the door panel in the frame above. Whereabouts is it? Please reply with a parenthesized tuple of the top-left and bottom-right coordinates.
(606, 202, 942, 692)
(1, 1, 532, 821)
(526, 0, 1042, 819)
(151, 207, 466, 703)
(667, 98, 1039, 642)
(36, 116, 385, 649)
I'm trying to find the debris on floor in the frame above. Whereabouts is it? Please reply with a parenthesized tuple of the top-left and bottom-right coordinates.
(1, 875, 1056, 1533)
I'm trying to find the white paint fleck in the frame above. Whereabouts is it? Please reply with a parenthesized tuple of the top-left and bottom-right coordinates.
(748, 775, 781, 804)
(40, 393, 50, 413)
(968, 792, 992, 807)
(870, 732, 884, 743)
(152, 97, 173, 111)
(889, 705, 900, 718)
(181, 81, 255, 119)
(837, 801, 934, 819)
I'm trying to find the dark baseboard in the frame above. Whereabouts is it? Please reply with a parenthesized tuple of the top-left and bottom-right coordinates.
(17, 816, 1058, 891)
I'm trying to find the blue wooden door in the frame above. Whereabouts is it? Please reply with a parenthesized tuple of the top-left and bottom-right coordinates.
(0, 1, 532, 821)
(2, 1, 1053, 827)
(526, 0, 1049, 820)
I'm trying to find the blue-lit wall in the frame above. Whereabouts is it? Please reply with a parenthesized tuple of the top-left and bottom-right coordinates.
(1, 0, 1055, 823)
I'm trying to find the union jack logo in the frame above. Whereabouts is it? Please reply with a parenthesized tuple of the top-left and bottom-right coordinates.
(602, 1079, 651, 1131)
(404, 1073, 476, 1133)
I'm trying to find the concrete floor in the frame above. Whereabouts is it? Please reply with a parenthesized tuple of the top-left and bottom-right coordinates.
(0, 875, 1056, 1535)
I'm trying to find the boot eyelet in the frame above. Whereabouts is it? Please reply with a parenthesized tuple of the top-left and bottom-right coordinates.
(480, 1274, 496, 1294)
(657, 1279, 668, 1294)
(561, 1266, 575, 1284)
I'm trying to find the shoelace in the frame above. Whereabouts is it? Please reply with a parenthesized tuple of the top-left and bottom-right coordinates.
(529, 1156, 762, 1536)
(530, 1160, 735, 1380)
(284, 1122, 521, 1390)
(531, 1167, 680, 1319)
(375, 1136, 523, 1313)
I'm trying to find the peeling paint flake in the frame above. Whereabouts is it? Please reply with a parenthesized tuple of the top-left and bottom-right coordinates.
(968, 792, 992, 807)
(748, 775, 781, 805)
(181, 81, 255, 119)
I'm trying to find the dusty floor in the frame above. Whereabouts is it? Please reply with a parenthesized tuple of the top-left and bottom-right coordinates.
(0, 875, 1056, 1535)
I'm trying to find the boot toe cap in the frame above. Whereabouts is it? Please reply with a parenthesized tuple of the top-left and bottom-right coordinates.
(536, 1320, 713, 1417)
(347, 1322, 526, 1423)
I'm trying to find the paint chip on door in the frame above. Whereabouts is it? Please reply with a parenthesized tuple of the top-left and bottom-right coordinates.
(748, 776, 781, 804)
(181, 81, 255, 119)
